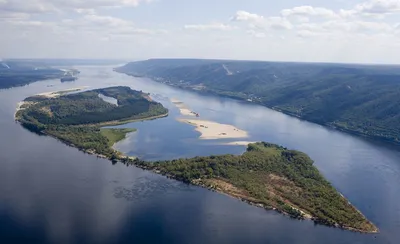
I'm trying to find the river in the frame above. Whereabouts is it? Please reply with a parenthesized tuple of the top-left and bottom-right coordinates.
(0, 65, 399, 244)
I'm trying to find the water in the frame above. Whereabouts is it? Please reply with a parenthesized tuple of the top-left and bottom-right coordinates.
(98, 94, 118, 106)
(0, 66, 399, 243)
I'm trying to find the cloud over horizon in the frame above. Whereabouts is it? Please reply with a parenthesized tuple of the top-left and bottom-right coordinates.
(1, 0, 400, 64)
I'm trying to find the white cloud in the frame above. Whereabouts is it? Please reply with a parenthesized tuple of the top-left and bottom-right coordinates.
(231, 11, 264, 22)
(354, 0, 400, 14)
(184, 23, 235, 31)
(0, 0, 151, 15)
(1, 13, 165, 39)
(268, 16, 293, 30)
(297, 20, 393, 33)
(232, 11, 293, 30)
(0, 0, 400, 63)
(281, 6, 339, 19)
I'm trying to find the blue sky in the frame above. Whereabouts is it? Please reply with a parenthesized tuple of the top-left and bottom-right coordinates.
(1, 0, 400, 63)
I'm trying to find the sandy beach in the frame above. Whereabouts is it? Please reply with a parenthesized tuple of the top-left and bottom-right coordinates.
(36, 86, 89, 98)
(178, 119, 248, 140)
(170, 98, 198, 117)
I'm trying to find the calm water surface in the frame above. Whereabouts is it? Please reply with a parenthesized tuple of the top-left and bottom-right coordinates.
(0, 66, 399, 244)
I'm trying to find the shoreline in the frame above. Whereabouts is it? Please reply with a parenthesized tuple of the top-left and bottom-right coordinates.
(35, 86, 90, 98)
(220, 141, 256, 146)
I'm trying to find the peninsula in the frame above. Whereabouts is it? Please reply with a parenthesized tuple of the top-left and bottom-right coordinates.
(15, 86, 377, 233)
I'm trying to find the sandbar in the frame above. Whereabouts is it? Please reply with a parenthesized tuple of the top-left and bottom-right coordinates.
(36, 86, 89, 98)
(178, 119, 248, 140)
(170, 98, 198, 117)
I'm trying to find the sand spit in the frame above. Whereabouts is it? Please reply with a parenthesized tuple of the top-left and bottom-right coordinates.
(178, 119, 248, 140)
(170, 98, 198, 117)
(36, 86, 89, 98)
(15, 101, 37, 119)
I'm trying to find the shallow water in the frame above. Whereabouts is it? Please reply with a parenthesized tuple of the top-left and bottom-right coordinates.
(0, 65, 399, 243)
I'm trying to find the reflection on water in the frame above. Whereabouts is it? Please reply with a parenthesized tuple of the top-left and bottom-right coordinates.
(98, 93, 118, 106)
(0, 66, 398, 243)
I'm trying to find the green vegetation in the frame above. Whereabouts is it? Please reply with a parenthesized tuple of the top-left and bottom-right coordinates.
(134, 142, 377, 233)
(101, 128, 137, 147)
(16, 86, 168, 159)
(117, 59, 400, 145)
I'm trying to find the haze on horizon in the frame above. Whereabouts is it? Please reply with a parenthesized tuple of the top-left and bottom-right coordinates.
(1, 0, 400, 64)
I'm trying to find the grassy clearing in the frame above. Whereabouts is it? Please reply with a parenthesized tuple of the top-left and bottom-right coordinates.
(100, 128, 137, 147)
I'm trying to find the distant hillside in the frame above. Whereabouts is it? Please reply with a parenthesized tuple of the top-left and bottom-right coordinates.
(0, 60, 65, 89)
(116, 59, 400, 145)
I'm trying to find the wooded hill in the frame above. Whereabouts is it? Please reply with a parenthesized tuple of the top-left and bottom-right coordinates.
(117, 59, 400, 144)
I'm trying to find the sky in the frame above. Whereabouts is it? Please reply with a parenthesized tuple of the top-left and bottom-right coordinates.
(1, 0, 400, 64)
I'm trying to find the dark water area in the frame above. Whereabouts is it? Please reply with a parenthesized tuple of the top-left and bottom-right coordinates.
(0, 66, 399, 243)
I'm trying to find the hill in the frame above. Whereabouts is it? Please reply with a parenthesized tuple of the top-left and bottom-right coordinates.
(116, 59, 400, 144)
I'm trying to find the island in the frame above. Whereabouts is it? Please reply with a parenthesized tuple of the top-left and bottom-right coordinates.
(15, 86, 377, 233)
(15, 86, 168, 160)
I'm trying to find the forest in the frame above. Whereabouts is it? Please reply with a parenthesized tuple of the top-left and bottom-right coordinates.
(116, 59, 400, 145)
(20, 86, 168, 127)
(134, 142, 377, 233)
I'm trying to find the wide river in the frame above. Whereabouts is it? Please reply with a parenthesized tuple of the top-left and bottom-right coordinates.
(0, 66, 399, 244)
